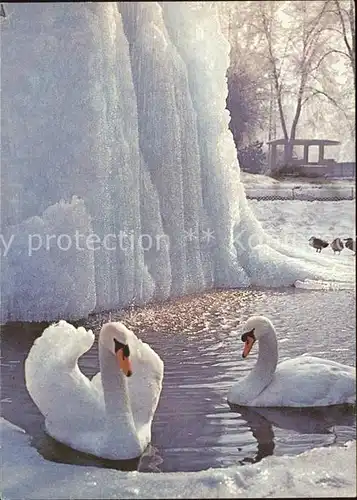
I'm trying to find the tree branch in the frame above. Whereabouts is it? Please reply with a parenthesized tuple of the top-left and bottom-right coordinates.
(311, 48, 351, 73)
(335, 0, 353, 57)
(305, 87, 352, 124)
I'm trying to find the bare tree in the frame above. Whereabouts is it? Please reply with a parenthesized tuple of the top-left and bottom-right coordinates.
(309, 0, 355, 108)
(218, 2, 270, 147)
(256, 1, 339, 165)
(219, 1, 355, 168)
(331, 0, 355, 91)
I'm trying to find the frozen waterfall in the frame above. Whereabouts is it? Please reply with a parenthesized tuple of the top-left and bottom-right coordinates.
(0, 2, 353, 322)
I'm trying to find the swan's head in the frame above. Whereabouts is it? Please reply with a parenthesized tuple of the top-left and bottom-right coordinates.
(99, 322, 133, 377)
(241, 316, 274, 358)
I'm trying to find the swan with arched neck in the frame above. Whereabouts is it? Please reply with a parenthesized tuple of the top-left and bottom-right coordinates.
(228, 316, 355, 407)
(25, 320, 164, 460)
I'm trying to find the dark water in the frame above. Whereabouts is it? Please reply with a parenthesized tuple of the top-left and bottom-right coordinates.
(1, 288, 356, 473)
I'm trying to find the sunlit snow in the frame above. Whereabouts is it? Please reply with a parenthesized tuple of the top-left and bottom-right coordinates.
(1, 418, 356, 499)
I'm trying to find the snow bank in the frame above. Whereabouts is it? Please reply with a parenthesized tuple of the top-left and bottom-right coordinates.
(295, 279, 355, 290)
(1, 418, 356, 499)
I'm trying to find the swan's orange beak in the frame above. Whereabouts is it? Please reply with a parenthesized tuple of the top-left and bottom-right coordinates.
(116, 349, 133, 377)
(242, 337, 255, 358)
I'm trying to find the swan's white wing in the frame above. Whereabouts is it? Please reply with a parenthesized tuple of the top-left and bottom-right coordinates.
(25, 320, 104, 439)
(127, 335, 164, 431)
(251, 356, 356, 407)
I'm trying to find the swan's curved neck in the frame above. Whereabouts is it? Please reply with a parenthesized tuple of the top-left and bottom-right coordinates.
(99, 342, 141, 452)
(247, 325, 278, 399)
(99, 345, 131, 419)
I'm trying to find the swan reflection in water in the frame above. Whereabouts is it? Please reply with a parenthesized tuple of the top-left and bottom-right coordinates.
(229, 402, 356, 465)
(34, 403, 355, 471)
(34, 429, 164, 472)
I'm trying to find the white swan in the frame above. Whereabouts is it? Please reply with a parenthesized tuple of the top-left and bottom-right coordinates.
(25, 320, 164, 460)
(228, 316, 356, 407)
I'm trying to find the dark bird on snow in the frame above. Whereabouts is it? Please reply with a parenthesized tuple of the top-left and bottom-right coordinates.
(309, 236, 329, 253)
(344, 238, 356, 255)
(330, 237, 344, 255)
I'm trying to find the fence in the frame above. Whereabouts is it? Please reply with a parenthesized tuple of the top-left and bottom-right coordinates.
(245, 185, 355, 201)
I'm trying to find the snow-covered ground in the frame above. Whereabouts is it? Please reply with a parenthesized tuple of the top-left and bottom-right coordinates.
(241, 171, 355, 187)
(1, 418, 356, 499)
(237, 198, 355, 290)
(249, 199, 355, 255)
(241, 172, 355, 200)
(247, 199, 355, 289)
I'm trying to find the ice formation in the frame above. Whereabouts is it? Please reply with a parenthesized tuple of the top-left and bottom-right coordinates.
(0, 3, 354, 322)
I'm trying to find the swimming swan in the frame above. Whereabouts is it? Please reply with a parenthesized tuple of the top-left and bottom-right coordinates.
(228, 316, 356, 407)
(25, 320, 164, 460)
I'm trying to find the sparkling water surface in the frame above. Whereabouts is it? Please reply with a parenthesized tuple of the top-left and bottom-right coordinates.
(1, 288, 355, 473)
